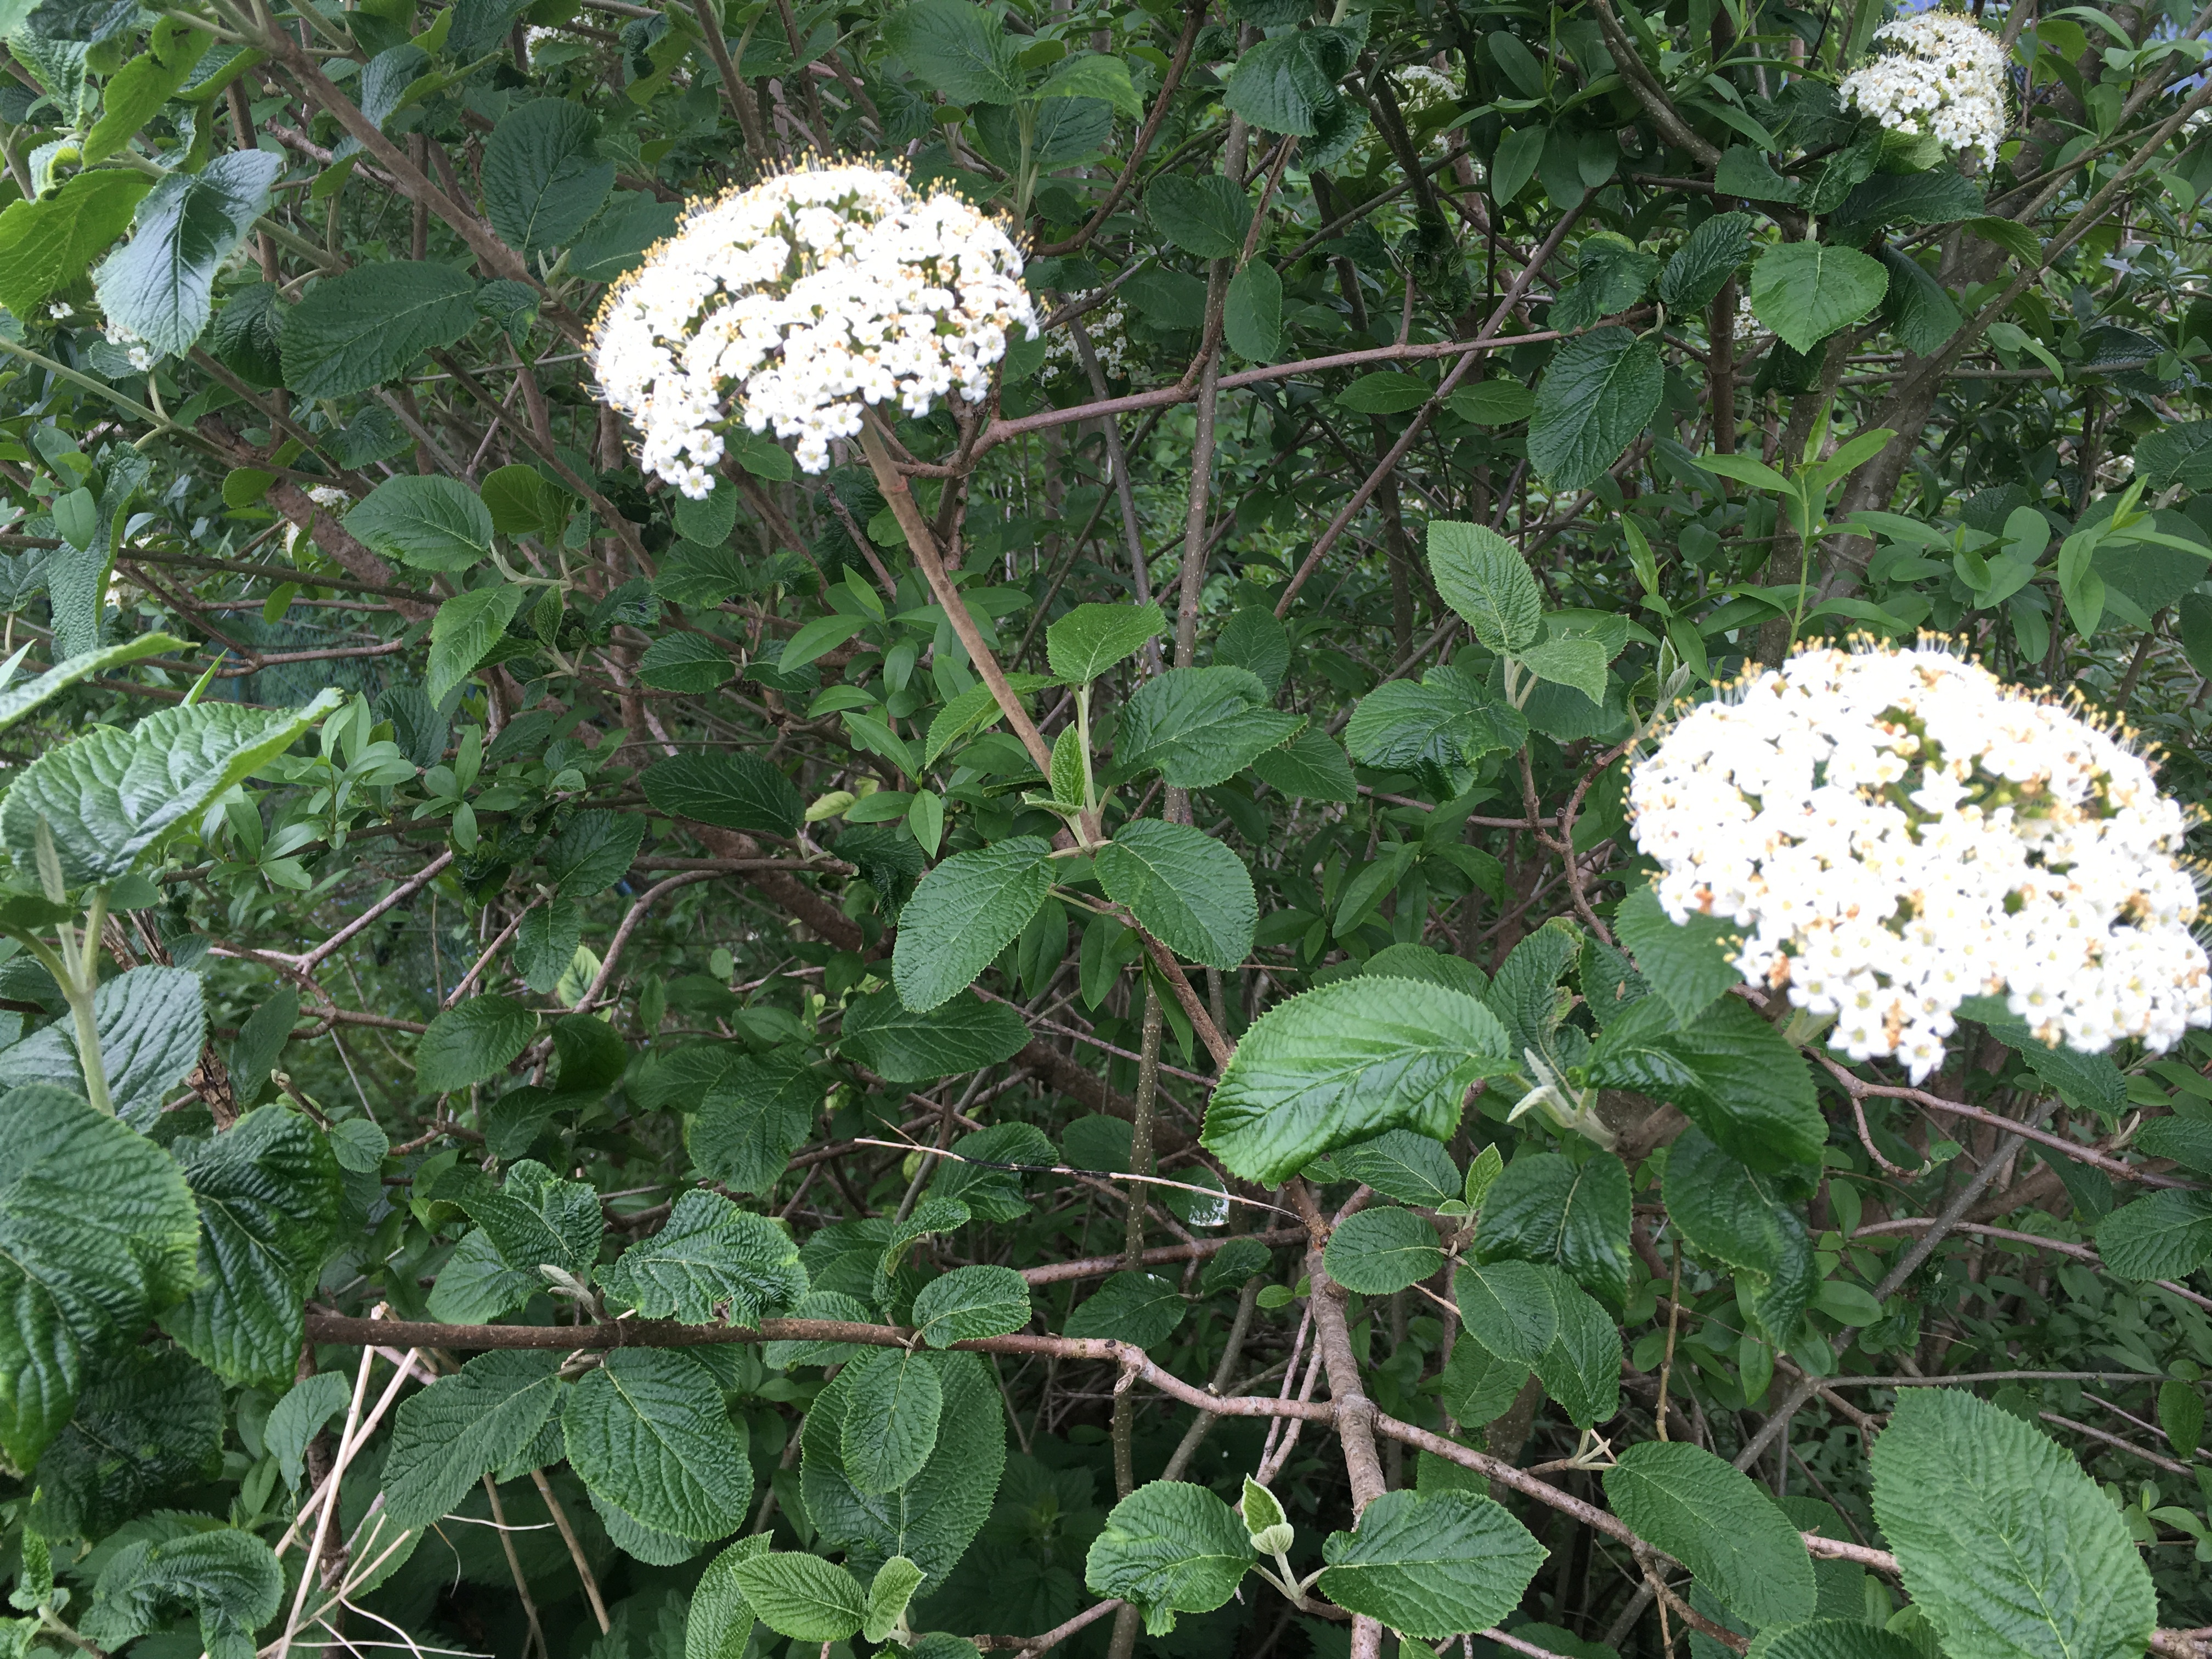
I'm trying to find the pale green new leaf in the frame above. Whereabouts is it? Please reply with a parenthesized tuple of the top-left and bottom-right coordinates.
(1094, 819, 1256, 972)
(0, 963, 205, 1127)
(1428, 520, 1541, 654)
(892, 837, 1056, 1011)
(1046, 602, 1165, 685)
(1316, 1489, 1547, 1640)
(1748, 242, 1889, 353)
(728, 1553, 867, 1643)
(0, 633, 182, 736)
(1084, 1481, 1255, 1637)
(1204, 978, 1512, 1184)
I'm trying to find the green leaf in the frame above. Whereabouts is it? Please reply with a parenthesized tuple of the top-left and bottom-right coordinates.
(1, 692, 342, 888)
(863, 1556, 925, 1645)
(911, 1264, 1032, 1347)
(264, 1370, 349, 1490)
(425, 1227, 537, 1323)
(565, 1348, 755, 1539)
(601, 1190, 808, 1323)
(1047, 602, 1166, 685)
(1754, 1620, 1928, 1659)
(1096, 819, 1255, 973)
(2137, 1115, 2212, 1174)
(80, 1529, 283, 1659)
(1148, 174, 1251, 259)
(893, 837, 1057, 1011)
(1445, 380, 1536, 426)
(1531, 1271, 1621, 1429)
(1663, 1127, 1816, 1348)
(1587, 996, 1824, 1171)
(840, 1347, 944, 1494)
(2093, 1190, 2212, 1279)
(1428, 520, 1542, 654)
(544, 810, 644, 899)
(1036, 51, 1143, 117)
(1118, 666, 1305, 788)
(1454, 1259, 1559, 1366)
(840, 988, 1028, 1084)
(1330, 1129, 1460, 1207)
(0, 963, 205, 1128)
(415, 994, 537, 1094)
(1324, 1206, 1443, 1294)
(92, 150, 278, 357)
(1345, 674, 1528, 771)
(686, 1051, 819, 1195)
(639, 634, 736, 692)
(0, 634, 182, 736)
(801, 1348, 1005, 1585)
(481, 98, 614, 257)
(1065, 1269, 1187, 1345)
(0, 170, 152, 318)
(1603, 1440, 1816, 1628)
(380, 1350, 565, 1530)
(1438, 1335, 1529, 1428)
(1221, 33, 1331, 136)
(1870, 1388, 2154, 1659)
(1084, 1481, 1255, 1637)
(729, 1553, 867, 1642)
(1748, 242, 1889, 354)
(1517, 635, 1609, 701)
(928, 1121, 1057, 1223)
(1316, 1489, 1547, 1640)
(1528, 327, 1664, 490)
(29, 1346, 221, 1540)
(1248, 726, 1356, 799)
(281, 261, 478, 397)
(427, 586, 526, 706)
(689, 1536, 771, 1659)
(1224, 259, 1282, 361)
(161, 1106, 341, 1385)
(883, 0, 1024, 104)
(1613, 883, 1741, 1022)
(1473, 1152, 1633, 1312)
(2159, 1378, 2203, 1460)
(443, 1156, 601, 1278)
(642, 752, 805, 837)
(1658, 211, 1753, 313)
(1336, 372, 1434, 414)
(343, 476, 495, 573)
(1205, 978, 1512, 1185)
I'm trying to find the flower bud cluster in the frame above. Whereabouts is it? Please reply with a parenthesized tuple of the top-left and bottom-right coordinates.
(591, 163, 1039, 491)
(1840, 11, 2009, 163)
(1630, 642, 2211, 1081)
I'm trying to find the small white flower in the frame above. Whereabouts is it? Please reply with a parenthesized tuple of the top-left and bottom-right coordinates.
(1040, 291, 1136, 386)
(307, 485, 349, 510)
(1841, 11, 2009, 163)
(590, 163, 1040, 482)
(100, 317, 154, 370)
(1629, 639, 2212, 1082)
(47, 302, 73, 321)
(1390, 64, 1459, 122)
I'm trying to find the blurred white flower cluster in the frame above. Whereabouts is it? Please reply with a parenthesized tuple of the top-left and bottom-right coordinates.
(103, 318, 154, 371)
(1039, 292, 1134, 385)
(1630, 641, 2211, 1081)
(591, 163, 1039, 491)
(1840, 10, 2008, 163)
(1389, 64, 1459, 121)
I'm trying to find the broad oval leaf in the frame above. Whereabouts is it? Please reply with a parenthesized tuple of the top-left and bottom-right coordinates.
(1315, 1488, 1547, 1639)
(839, 1346, 945, 1494)
(1204, 977, 1512, 1186)
(93, 149, 280, 357)
(1323, 1205, 1443, 1295)
(1084, 1480, 1255, 1637)
(1527, 327, 1664, 491)
(415, 994, 537, 1094)
(280, 261, 479, 398)
(642, 751, 805, 837)
(892, 836, 1056, 1011)
(1602, 1440, 1816, 1628)
(343, 475, 495, 573)
(1748, 242, 1890, 354)
(380, 1349, 565, 1531)
(1094, 819, 1256, 973)
(911, 1263, 1032, 1347)
(563, 1347, 755, 1540)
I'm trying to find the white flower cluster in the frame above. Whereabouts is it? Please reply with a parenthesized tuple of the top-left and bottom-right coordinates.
(102, 318, 154, 371)
(1841, 10, 2008, 163)
(591, 163, 1040, 489)
(307, 485, 351, 509)
(1390, 64, 1459, 123)
(1733, 291, 1765, 348)
(1630, 641, 2212, 1082)
(1039, 292, 1135, 385)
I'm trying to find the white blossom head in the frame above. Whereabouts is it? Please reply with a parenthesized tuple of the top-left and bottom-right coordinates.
(1040, 291, 1136, 386)
(1629, 639, 2211, 1082)
(101, 317, 154, 371)
(590, 162, 1040, 490)
(1840, 10, 2009, 163)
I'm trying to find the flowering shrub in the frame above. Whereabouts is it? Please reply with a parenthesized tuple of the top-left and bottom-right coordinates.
(1633, 641, 2212, 1077)
(591, 164, 1038, 489)
(1839, 10, 2010, 162)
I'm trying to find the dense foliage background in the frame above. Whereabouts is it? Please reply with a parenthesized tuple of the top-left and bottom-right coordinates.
(2, 2, 2212, 1659)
